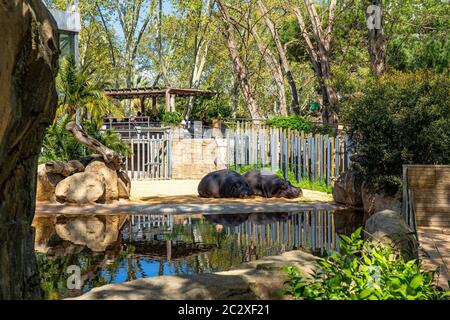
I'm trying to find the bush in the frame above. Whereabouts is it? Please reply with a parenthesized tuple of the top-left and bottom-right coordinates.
(265, 115, 337, 136)
(282, 228, 450, 300)
(342, 70, 450, 191)
(161, 111, 182, 126)
(265, 115, 313, 132)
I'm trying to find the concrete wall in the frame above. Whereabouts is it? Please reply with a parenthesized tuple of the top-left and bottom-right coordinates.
(171, 137, 231, 179)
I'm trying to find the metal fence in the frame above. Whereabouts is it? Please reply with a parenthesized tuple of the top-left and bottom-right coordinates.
(226, 124, 351, 186)
(123, 131, 173, 180)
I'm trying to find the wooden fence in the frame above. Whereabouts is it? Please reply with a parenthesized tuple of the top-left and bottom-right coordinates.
(226, 123, 351, 186)
(403, 165, 450, 230)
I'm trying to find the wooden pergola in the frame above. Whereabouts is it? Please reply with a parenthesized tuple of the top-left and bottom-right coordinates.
(105, 87, 216, 114)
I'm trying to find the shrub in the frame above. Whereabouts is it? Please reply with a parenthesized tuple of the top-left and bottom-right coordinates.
(282, 228, 450, 300)
(265, 115, 313, 132)
(342, 70, 450, 191)
(161, 111, 182, 126)
(265, 115, 337, 136)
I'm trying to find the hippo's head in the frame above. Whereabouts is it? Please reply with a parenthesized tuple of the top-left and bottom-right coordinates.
(231, 181, 253, 198)
(274, 180, 302, 199)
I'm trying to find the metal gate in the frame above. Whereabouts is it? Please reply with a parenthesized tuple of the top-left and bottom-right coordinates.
(124, 130, 172, 180)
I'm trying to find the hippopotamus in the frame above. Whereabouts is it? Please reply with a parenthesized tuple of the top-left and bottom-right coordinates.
(198, 169, 253, 198)
(243, 170, 302, 199)
(248, 212, 289, 225)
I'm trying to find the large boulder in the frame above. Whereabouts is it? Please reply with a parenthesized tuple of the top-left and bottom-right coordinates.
(361, 182, 402, 214)
(55, 172, 106, 204)
(0, 1, 59, 299)
(36, 164, 64, 201)
(85, 160, 119, 201)
(332, 170, 363, 207)
(364, 210, 418, 260)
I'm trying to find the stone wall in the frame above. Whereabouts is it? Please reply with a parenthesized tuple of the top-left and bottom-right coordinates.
(171, 137, 232, 179)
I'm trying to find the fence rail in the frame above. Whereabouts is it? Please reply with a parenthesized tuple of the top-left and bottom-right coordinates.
(226, 123, 351, 186)
(123, 131, 172, 180)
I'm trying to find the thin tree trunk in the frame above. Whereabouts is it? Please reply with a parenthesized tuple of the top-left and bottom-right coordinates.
(258, 0, 299, 114)
(293, 1, 338, 124)
(249, 23, 288, 116)
(367, 0, 386, 76)
(217, 0, 261, 121)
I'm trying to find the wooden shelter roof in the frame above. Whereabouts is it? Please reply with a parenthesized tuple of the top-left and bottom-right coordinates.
(105, 87, 216, 100)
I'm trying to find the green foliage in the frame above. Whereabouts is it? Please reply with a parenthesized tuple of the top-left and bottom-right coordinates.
(39, 115, 131, 163)
(283, 228, 450, 300)
(56, 55, 119, 124)
(265, 115, 338, 136)
(342, 70, 450, 191)
(265, 115, 313, 132)
(204, 98, 233, 121)
(161, 111, 183, 126)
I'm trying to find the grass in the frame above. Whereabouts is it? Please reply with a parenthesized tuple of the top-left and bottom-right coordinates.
(235, 164, 333, 194)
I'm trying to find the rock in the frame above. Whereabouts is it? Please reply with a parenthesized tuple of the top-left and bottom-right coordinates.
(68, 250, 319, 300)
(0, 1, 59, 299)
(332, 170, 363, 207)
(364, 210, 418, 260)
(55, 172, 106, 204)
(36, 164, 64, 201)
(85, 160, 119, 201)
(361, 182, 402, 214)
(54, 215, 121, 252)
(117, 170, 131, 199)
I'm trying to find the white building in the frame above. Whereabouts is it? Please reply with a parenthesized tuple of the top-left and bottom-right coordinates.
(48, 6, 81, 62)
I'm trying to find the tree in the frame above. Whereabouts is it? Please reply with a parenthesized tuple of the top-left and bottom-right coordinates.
(179, 0, 215, 120)
(258, 0, 300, 114)
(292, 0, 339, 124)
(366, 0, 386, 76)
(56, 56, 119, 125)
(217, 0, 262, 120)
(96, 0, 156, 88)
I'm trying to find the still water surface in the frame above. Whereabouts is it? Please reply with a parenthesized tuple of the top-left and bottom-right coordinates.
(33, 210, 363, 299)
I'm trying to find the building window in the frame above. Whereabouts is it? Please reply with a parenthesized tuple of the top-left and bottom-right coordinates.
(59, 31, 76, 59)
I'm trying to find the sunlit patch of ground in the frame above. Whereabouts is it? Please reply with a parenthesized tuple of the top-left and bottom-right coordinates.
(130, 180, 333, 204)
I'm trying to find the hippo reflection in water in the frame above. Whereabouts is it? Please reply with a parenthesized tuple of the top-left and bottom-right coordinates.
(243, 170, 302, 199)
(204, 212, 289, 227)
(198, 169, 253, 198)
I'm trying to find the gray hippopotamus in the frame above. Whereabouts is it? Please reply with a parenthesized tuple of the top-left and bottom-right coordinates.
(198, 169, 253, 198)
(243, 170, 302, 199)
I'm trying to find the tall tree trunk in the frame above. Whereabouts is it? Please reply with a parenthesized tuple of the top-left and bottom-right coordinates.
(0, 0, 59, 299)
(249, 23, 288, 116)
(367, 0, 386, 76)
(258, 0, 299, 114)
(293, 1, 338, 124)
(217, 0, 261, 121)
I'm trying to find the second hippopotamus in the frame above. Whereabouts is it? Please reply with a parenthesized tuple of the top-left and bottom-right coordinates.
(198, 169, 253, 198)
(243, 169, 302, 199)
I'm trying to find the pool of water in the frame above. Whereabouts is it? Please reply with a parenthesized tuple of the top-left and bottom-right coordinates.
(33, 209, 363, 299)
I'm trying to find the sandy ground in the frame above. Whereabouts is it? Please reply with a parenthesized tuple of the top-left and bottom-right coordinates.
(35, 179, 340, 215)
(130, 179, 334, 203)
